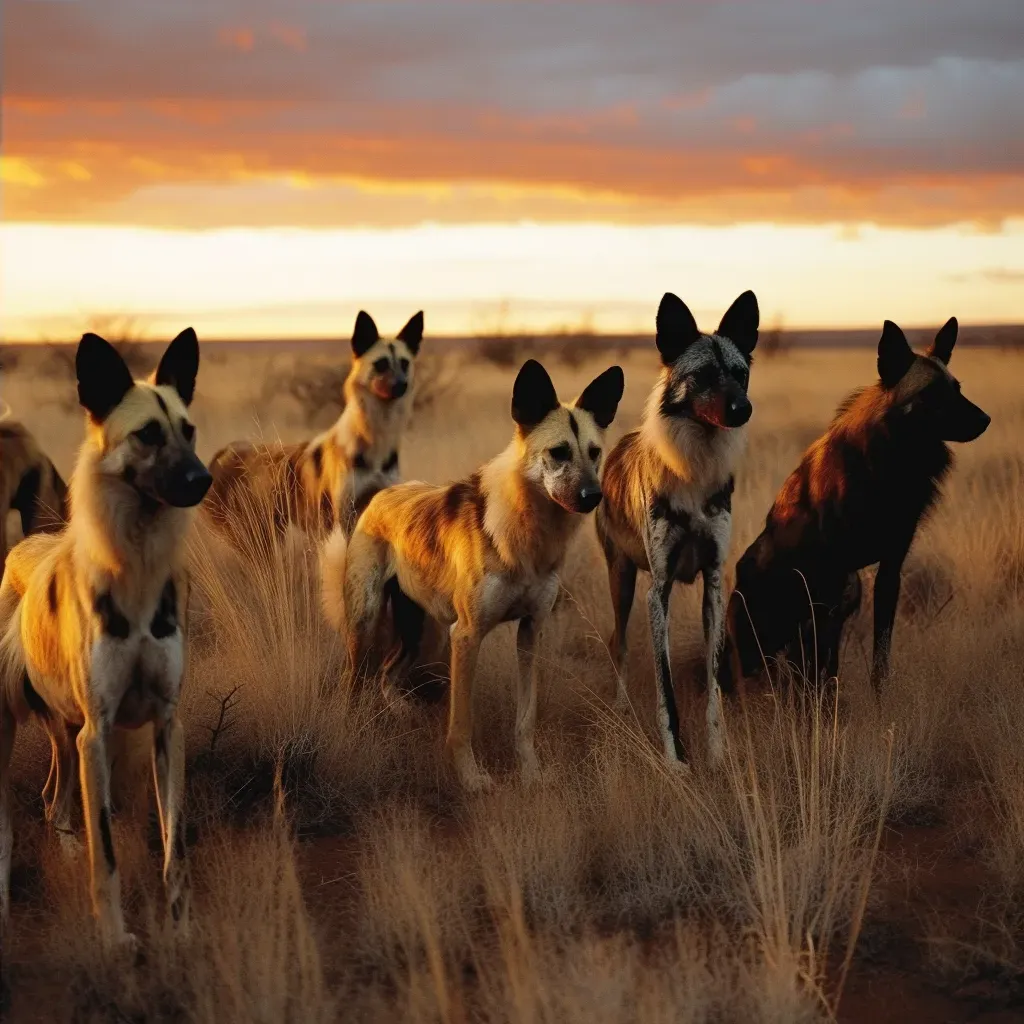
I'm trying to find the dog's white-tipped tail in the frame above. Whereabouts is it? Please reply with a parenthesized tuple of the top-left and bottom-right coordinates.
(320, 526, 348, 633)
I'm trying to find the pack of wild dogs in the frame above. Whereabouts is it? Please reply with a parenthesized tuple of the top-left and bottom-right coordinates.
(0, 293, 990, 955)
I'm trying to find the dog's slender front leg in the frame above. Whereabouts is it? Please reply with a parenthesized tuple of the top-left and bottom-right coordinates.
(871, 557, 904, 693)
(44, 723, 80, 855)
(445, 622, 491, 791)
(515, 616, 541, 784)
(647, 577, 685, 763)
(153, 715, 190, 930)
(77, 717, 132, 946)
(701, 566, 726, 764)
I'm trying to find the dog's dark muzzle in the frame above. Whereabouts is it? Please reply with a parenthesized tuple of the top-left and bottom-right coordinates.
(390, 378, 409, 399)
(724, 393, 753, 428)
(160, 453, 213, 508)
(943, 397, 990, 443)
(576, 484, 603, 514)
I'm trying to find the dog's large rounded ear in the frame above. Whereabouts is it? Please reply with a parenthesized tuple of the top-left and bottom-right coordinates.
(877, 320, 915, 388)
(717, 290, 759, 357)
(656, 292, 699, 365)
(511, 358, 559, 430)
(352, 311, 379, 358)
(397, 311, 424, 355)
(575, 365, 625, 429)
(928, 316, 958, 366)
(77, 332, 135, 422)
(154, 327, 200, 406)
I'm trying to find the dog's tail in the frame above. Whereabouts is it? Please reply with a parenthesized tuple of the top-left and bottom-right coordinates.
(320, 525, 348, 634)
(0, 593, 27, 721)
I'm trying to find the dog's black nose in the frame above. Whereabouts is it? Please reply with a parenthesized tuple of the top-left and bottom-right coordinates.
(577, 485, 603, 513)
(725, 395, 752, 427)
(391, 379, 408, 399)
(164, 455, 213, 508)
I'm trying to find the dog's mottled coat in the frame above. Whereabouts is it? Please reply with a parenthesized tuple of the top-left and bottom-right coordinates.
(205, 311, 422, 548)
(329, 359, 624, 790)
(595, 290, 759, 764)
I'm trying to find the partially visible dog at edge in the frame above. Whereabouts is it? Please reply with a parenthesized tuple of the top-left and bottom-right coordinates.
(0, 418, 69, 577)
(327, 358, 624, 791)
(204, 310, 423, 552)
(595, 290, 759, 767)
(0, 328, 211, 955)
(723, 317, 990, 696)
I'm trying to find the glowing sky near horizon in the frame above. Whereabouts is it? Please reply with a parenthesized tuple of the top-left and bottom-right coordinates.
(2, 0, 1023, 339)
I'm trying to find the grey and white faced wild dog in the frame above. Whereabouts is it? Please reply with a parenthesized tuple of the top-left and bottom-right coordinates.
(204, 310, 423, 549)
(0, 419, 68, 577)
(723, 317, 990, 696)
(595, 290, 759, 766)
(0, 328, 211, 951)
(329, 358, 625, 791)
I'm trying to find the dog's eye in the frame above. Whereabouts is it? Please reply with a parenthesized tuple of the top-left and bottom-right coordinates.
(134, 419, 165, 447)
(399, 358, 410, 373)
(373, 357, 390, 373)
(549, 444, 572, 462)
(181, 420, 195, 443)
(588, 445, 601, 462)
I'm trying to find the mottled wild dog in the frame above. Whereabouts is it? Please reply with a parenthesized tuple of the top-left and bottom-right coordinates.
(595, 290, 759, 765)
(724, 317, 990, 694)
(0, 419, 68, 576)
(0, 328, 211, 949)
(205, 310, 422, 548)
(330, 359, 624, 791)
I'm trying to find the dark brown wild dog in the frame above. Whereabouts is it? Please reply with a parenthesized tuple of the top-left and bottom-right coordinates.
(724, 317, 990, 695)
(329, 359, 624, 791)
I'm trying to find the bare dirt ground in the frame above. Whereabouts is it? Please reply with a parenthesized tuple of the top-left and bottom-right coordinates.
(2, 339, 1023, 1022)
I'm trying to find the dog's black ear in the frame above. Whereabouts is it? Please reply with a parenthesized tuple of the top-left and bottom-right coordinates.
(352, 311, 379, 358)
(655, 292, 699, 365)
(154, 327, 200, 406)
(877, 320, 915, 388)
(511, 358, 559, 430)
(928, 316, 958, 366)
(717, 290, 759, 357)
(76, 332, 135, 422)
(397, 311, 424, 355)
(576, 365, 625, 429)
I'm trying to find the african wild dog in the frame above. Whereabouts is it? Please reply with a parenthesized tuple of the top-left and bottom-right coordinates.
(0, 419, 68, 576)
(595, 290, 759, 765)
(328, 359, 624, 791)
(204, 310, 422, 550)
(724, 317, 989, 695)
(0, 328, 210, 950)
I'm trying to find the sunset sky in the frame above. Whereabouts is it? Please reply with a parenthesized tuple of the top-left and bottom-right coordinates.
(2, 0, 1022, 340)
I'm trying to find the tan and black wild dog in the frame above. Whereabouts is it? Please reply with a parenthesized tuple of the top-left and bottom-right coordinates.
(595, 290, 759, 766)
(330, 359, 624, 791)
(0, 419, 68, 575)
(0, 328, 211, 949)
(205, 310, 422, 548)
(724, 318, 990, 694)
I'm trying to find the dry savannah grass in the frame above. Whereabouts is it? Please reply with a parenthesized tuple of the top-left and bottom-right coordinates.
(2, 338, 1023, 1023)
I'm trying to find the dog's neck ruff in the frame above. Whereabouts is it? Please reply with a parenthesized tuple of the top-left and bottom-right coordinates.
(479, 442, 579, 574)
(335, 371, 408, 453)
(70, 447, 192, 581)
(640, 384, 746, 493)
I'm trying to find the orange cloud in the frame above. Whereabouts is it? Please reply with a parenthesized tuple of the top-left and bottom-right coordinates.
(218, 26, 255, 53)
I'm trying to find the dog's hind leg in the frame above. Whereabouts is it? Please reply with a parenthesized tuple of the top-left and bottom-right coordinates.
(701, 566, 726, 765)
(340, 534, 390, 684)
(380, 578, 425, 710)
(77, 715, 132, 947)
(604, 549, 637, 708)
(44, 722, 81, 855)
(152, 714, 190, 930)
